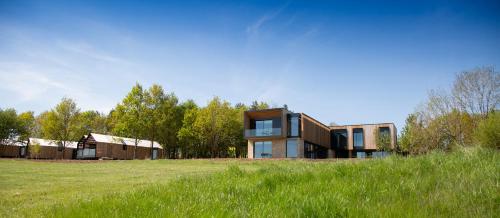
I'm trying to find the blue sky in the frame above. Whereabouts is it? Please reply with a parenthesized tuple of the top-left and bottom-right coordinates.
(0, 0, 499, 129)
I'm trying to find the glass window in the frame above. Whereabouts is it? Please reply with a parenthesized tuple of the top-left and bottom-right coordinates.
(356, 152, 366, 158)
(256, 120, 273, 136)
(332, 129, 348, 148)
(286, 139, 298, 158)
(379, 127, 390, 137)
(288, 114, 300, 137)
(254, 141, 272, 158)
(353, 128, 364, 148)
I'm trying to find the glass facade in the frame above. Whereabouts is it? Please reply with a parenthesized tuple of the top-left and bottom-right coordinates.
(332, 129, 348, 149)
(353, 128, 364, 148)
(286, 139, 298, 158)
(255, 120, 273, 136)
(254, 141, 272, 158)
(288, 114, 300, 137)
(379, 127, 390, 137)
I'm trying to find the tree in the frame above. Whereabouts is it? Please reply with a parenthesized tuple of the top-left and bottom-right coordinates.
(77, 110, 109, 135)
(177, 103, 200, 158)
(29, 142, 41, 159)
(374, 128, 391, 152)
(250, 101, 269, 110)
(39, 98, 81, 159)
(474, 111, 500, 149)
(17, 111, 35, 141)
(0, 108, 19, 144)
(111, 83, 147, 159)
(452, 66, 499, 116)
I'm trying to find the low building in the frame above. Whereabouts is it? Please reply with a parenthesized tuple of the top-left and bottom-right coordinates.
(244, 108, 397, 159)
(76, 133, 163, 160)
(26, 138, 78, 159)
(331, 123, 397, 158)
(0, 140, 27, 158)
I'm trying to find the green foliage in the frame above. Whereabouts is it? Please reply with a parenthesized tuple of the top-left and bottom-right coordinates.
(29, 142, 41, 158)
(0, 108, 20, 142)
(17, 111, 35, 141)
(374, 128, 391, 151)
(250, 100, 269, 110)
(77, 110, 109, 135)
(39, 98, 81, 150)
(34, 148, 497, 218)
(474, 112, 500, 148)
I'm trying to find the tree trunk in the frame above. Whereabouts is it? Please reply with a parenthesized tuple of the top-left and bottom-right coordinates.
(134, 138, 138, 159)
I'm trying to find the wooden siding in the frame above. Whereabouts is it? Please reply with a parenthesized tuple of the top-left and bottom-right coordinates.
(26, 146, 74, 159)
(0, 145, 23, 158)
(330, 123, 397, 150)
(301, 114, 330, 148)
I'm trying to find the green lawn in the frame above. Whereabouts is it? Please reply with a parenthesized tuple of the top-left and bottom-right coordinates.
(1, 148, 498, 217)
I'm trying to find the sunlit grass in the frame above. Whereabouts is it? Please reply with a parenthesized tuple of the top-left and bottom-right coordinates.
(1, 148, 498, 217)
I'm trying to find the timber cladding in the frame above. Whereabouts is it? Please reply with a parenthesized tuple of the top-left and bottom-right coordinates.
(0, 145, 23, 158)
(26, 146, 74, 159)
(301, 113, 330, 148)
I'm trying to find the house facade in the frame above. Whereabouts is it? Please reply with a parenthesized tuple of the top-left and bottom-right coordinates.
(0, 140, 27, 158)
(76, 133, 163, 160)
(26, 138, 78, 159)
(245, 108, 397, 159)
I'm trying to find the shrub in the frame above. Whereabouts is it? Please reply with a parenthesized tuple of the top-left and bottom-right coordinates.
(474, 112, 500, 148)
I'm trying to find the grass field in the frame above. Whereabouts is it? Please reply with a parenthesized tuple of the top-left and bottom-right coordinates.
(1, 148, 498, 217)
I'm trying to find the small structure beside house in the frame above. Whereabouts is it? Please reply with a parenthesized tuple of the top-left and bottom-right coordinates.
(0, 139, 27, 158)
(77, 133, 163, 160)
(27, 138, 78, 159)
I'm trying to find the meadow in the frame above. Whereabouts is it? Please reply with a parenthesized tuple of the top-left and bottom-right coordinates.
(1, 148, 498, 217)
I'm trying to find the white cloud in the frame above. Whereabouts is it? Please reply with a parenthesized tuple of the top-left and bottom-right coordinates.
(58, 41, 125, 63)
(246, 3, 289, 36)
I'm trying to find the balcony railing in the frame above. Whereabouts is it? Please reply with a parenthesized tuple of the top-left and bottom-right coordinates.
(245, 128, 282, 137)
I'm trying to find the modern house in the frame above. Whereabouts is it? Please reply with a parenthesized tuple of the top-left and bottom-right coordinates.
(244, 108, 397, 159)
(0, 140, 27, 158)
(76, 133, 163, 160)
(26, 138, 78, 159)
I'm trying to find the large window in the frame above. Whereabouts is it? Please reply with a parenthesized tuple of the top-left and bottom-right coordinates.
(379, 127, 390, 137)
(254, 141, 272, 158)
(332, 129, 348, 149)
(286, 139, 298, 158)
(353, 128, 364, 148)
(288, 114, 300, 137)
(256, 120, 273, 136)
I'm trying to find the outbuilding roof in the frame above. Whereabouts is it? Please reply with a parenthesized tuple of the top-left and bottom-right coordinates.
(28, 138, 78, 149)
(89, 133, 162, 149)
(0, 139, 27, 147)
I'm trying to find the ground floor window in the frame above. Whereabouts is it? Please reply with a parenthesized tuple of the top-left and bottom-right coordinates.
(254, 141, 272, 158)
(372, 151, 389, 158)
(286, 139, 298, 158)
(304, 142, 328, 159)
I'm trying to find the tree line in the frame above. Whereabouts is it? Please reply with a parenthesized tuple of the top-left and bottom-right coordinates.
(399, 66, 499, 154)
(0, 83, 272, 158)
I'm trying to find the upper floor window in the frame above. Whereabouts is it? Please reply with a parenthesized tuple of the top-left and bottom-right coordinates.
(379, 127, 390, 137)
(353, 128, 364, 148)
(288, 114, 300, 137)
(255, 120, 273, 136)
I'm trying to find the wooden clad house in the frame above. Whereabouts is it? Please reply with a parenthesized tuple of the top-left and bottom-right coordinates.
(0, 140, 27, 158)
(77, 133, 163, 160)
(245, 108, 397, 159)
(26, 138, 78, 159)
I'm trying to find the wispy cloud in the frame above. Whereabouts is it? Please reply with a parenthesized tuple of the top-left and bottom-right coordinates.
(58, 41, 125, 63)
(246, 3, 289, 36)
(0, 63, 75, 101)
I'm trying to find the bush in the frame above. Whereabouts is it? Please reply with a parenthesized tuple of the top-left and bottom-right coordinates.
(474, 112, 500, 148)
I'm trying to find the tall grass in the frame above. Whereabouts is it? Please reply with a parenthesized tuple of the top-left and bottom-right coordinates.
(50, 148, 499, 218)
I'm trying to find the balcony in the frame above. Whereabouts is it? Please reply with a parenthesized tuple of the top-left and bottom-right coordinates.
(245, 128, 282, 137)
